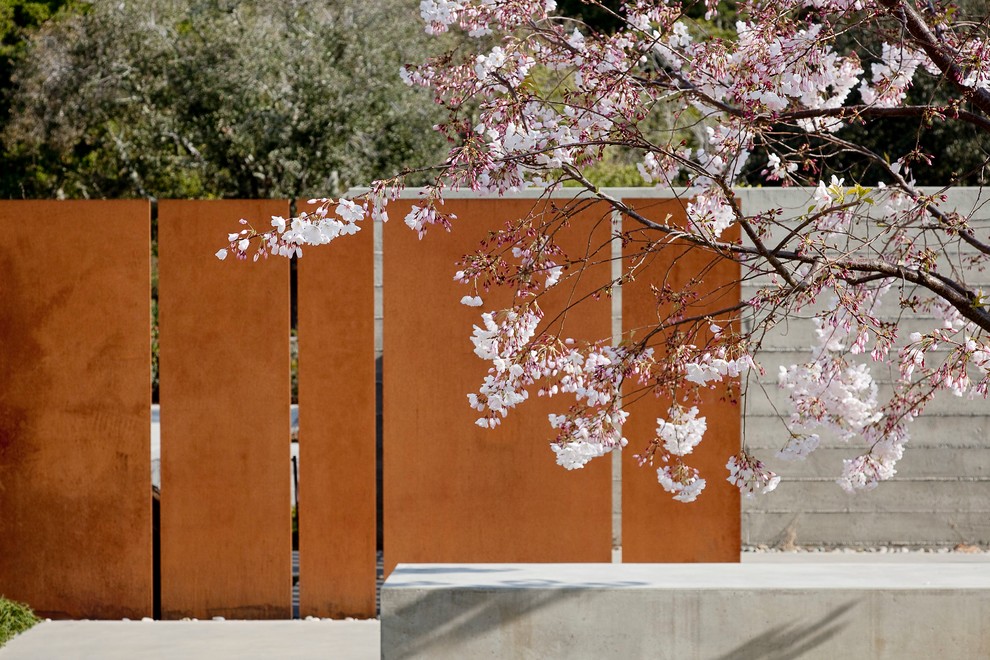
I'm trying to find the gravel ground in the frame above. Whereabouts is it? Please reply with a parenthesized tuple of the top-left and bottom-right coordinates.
(742, 543, 990, 554)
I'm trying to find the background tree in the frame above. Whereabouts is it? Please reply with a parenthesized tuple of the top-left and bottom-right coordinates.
(0, 0, 72, 117)
(0, 0, 78, 197)
(2, 0, 449, 199)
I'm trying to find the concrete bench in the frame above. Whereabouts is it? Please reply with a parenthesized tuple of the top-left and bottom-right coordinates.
(381, 562, 990, 659)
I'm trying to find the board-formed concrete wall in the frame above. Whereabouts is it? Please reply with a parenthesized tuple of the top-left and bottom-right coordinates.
(369, 187, 990, 551)
(735, 187, 990, 549)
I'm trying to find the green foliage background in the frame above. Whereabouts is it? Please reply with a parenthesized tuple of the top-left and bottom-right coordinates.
(1, 0, 448, 199)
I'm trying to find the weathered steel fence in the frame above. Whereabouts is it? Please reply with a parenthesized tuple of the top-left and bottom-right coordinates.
(0, 196, 740, 620)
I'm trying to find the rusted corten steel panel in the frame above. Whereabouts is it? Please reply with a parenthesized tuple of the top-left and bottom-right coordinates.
(621, 198, 741, 562)
(297, 204, 376, 618)
(158, 200, 291, 619)
(0, 200, 152, 619)
(384, 197, 612, 576)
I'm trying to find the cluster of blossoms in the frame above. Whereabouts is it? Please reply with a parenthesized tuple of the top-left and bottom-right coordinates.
(471, 318, 657, 466)
(683, 350, 755, 386)
(763, 153, 799, 182)
(468, 307, 542, 426)
(550, 408, 629, 470)
(215, 198, 366, 262)
(660, 16, 864, 132)
(773, 281, 900, 488)
(656, 405, 707, 456)
(220, 0, 990, 502)
(651, 405, 709, 502)
(657, 461, 707, 503)
(637, 150, 686, 186)
(726, 451, 781, 497)
(419, 0, 557, 36)
(859, 43, 933, 107)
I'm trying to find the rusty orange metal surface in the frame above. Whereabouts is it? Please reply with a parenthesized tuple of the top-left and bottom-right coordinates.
(0, 200, 152, 619)
(620, 198, 741, 562)
(158, 200, 291, 619)
(297, 205, 376, 618)
(383, 197, 613, 576)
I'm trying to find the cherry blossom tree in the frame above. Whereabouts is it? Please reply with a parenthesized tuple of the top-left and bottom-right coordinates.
(219, 0, 990, 502)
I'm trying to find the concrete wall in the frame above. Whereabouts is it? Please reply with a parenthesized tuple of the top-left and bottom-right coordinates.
(735, 187, 990, 549)
(368, 187, 990, 551)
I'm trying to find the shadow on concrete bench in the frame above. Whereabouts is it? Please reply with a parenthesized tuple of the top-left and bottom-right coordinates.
(381, 562, 990, 659)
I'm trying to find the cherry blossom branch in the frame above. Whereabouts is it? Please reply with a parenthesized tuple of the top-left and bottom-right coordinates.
(878, 0, 990, 116)
(218, 0, 990, 501)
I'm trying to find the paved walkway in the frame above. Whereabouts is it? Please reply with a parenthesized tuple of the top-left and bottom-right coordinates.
(0, 620, 380, 660)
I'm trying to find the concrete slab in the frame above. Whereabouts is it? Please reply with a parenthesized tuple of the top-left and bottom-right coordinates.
(384, 561, 990, 590)
(382, 563, 990, 659)
(0, 620, 379, 660)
